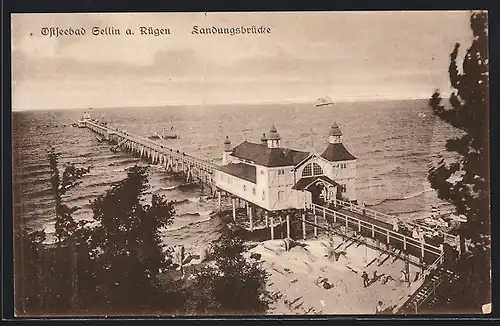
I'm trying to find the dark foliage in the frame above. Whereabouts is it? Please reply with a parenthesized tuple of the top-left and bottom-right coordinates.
(14, 230, 46, 315)
(15, 147, 90, 315)
(48, 147, 90, 243)
(428, 11, 489, 244)
(15, 156, 180, 315)
(186, 225, 270, 315)
(427, 11, 490, 311)
(88, 165, 176, 313)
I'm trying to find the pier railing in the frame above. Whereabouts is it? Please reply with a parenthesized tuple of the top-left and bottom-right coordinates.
(83, 119, 219, 172)
(333, 198, 459, 245)
(311, 204, 444, 262)
(308, 203, 447, 314)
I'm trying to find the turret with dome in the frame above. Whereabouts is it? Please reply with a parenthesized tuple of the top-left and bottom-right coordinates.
(266, 125, 281, 148)
(321, 122, 357, 162)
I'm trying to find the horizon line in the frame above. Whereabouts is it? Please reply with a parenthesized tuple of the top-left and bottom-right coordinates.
(12, 96, 441, 112)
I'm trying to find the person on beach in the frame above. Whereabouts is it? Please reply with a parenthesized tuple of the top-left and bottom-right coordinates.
(362, 271, 369, 287)
(400, 269, 408, 282)
(376, 301, 384, 314)
(283, 237, 292, 252)
(361, 202, 366, 215)
(382, 275, 395, 285)
(315, 277, 334, 290)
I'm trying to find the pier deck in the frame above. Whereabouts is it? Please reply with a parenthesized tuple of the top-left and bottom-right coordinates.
(81, 118, 219, 189)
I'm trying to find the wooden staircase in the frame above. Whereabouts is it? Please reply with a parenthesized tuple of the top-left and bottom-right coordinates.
(399, 267, 459, 314)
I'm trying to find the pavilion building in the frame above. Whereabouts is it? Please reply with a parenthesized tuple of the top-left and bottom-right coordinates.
(214, 122, 357, 213)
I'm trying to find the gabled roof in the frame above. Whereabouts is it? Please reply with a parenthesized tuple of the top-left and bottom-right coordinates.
(231, 141, 266, 161)
(219, 163, 256, 184)
(320, 143, 357, 162)
(230, 141, 310, 168)
(292, 175, 340, 190)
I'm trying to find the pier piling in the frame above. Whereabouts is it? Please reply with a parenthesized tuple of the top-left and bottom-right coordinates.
(286, 215, 291, 239)
(269, 212, 274, 240)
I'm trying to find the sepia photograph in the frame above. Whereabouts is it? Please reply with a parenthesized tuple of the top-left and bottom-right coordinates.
(11, 11, 490, 317)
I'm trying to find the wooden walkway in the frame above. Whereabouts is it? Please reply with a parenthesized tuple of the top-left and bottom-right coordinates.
(81, 118, 218, 188)
(311, 204, 444, 265)
(332, 199, 459, 247)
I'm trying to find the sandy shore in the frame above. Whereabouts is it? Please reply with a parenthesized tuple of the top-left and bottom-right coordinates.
(244, 234, 421, 315)
(160, 215, 422, 315)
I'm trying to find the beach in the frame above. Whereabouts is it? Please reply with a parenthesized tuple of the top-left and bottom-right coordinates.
(246, 235, 420, 315)
(165, 224, 421, 315)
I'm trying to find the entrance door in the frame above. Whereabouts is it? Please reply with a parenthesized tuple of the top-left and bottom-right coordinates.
(308, 182, 326, 206)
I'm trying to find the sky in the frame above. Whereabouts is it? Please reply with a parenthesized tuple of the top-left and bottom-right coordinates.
(11, 11, 474, 110)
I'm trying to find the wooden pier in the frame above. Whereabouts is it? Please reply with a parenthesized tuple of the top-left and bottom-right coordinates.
(81, 118, 218, 192)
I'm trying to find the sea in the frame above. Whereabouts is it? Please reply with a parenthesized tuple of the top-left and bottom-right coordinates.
(12, 99, 462, 252)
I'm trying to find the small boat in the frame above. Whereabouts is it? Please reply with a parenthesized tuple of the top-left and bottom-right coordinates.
(71, 123, 79, 127)
(148, 127, 180, 140)
(148, 134, 162, 140)
(163, 126, 180, 139)
(316, 96, 334, 107)
(163, 134, 179, 140)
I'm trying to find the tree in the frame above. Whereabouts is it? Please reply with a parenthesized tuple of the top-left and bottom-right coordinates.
(14, 229, 47, 315)
(17, 154, 186, 315)
(15, 148, 90, 315)
(428, 11, 489, 311)
(186, 225, 270, 315)
(89, 165, 176, 313)
(47, 147, 90, 243)
(47, 147, 90, 312)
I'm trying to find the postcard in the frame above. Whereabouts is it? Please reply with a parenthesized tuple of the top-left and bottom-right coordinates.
(11, 11, 490, 317)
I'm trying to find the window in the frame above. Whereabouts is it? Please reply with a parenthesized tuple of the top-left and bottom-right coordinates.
(228, 178, 232, 184)
(253, 188, 256, 195)
(277, 169, 285, 175)
(313, 163, 323, 175)
(341, 184, 347, 192)
(278, 191, 285, 201)
(340, 163, 347, 169)
(260, 170, 265, 175)
(301, 163, 324, 177)
(262, 190, 265, 200)
(243, 185, 247, 191)
(302, 164, 312, 177)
